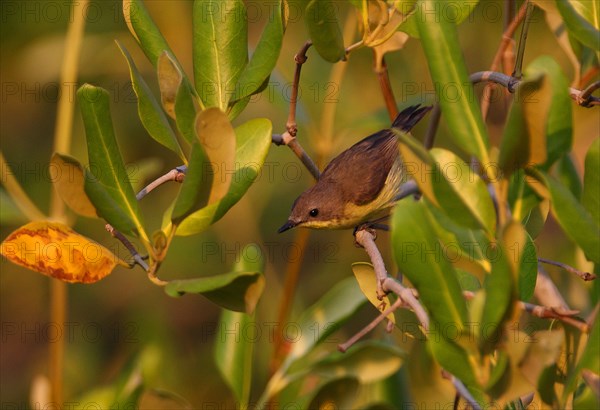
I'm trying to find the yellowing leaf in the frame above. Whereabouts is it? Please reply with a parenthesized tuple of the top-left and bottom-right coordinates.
(1, 221, 125, 283)
(50, 153, 97, 218)
(352, 262, 395, 324)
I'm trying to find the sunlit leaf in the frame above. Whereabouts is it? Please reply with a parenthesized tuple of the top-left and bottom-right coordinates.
(519, 234, 537, 301)
(175, 118, 272, 236)
(78, 84, 147, 239)
(195, 107, 236, 205)
(305, 0, 346, 62)
(165, 270, 264, 314)
(157, 51, 182, 119)
(352, 262, 395, 324)
(556, 0, 600, 51)
(565, 313, 600, 403)
(193, 0, 248, 109)
(556, 154, 582, 199)
(0, 221, 125, 283)
(232, 0, 285, 102)
(50, 153, 97, 218)
(415, 0, 489, 163)
(117, 41, 185, 161)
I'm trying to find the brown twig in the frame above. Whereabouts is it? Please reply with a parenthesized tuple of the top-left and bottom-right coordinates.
(354, 229, 429, 330)
(286, 41, 312, 137)
(136, 167, 185, 200)
(575, 80, 600, 107)
(105, 224, 149, 271)
(519, 301, 589, 333)
(538, 257, 596, 281)
(481, 2, 529, 119)
(338, 296, 404, 352)
(376, 56, 398, 121)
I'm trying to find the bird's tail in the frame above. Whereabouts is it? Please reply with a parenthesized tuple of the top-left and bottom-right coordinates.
(391, 105, 433, 131)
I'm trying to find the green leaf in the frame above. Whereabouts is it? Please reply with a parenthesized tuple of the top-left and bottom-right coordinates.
(176, 118, 272, 236)
(532, 170, 600, 264)
(396, 135, 496, 233)
(117, 41, 185, 161)
(285, 276, 367, 364)
(305, 0, 346, 63)
(532, 57, 573, 169)
(583, 138, 599, 226)
(392, 199, 468, 330)
(499, 71, 551, 176)
(195, 107, 236, 205)
(556, 0, 600, 51)
(565, 313, 600, 402)
(50, 153, 97, 218)
(391, 199, 477, 386)
(214, 309, 253, 406)
(556, 154, 583, 199)
(123, 0, 176, 65)
(480, 222, 522, 354)
(165, 267, 264, 315)
(78, 84, 147, 240)
(430, 148, 496, 233)
(312, 341, 404, 384)
(415, 0, 489, 164)
(193, 0, 248, 109)
(171, 142, 211, 224)
(232, 0, 285, 102)
(213, 243, 263, 405)
(518, 234, 537, 301)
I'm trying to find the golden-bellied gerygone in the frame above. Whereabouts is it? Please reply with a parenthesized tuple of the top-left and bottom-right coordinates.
(278, 104, 432, 233)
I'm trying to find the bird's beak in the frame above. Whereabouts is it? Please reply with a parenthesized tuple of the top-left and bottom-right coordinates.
(278, 220, 297, 233)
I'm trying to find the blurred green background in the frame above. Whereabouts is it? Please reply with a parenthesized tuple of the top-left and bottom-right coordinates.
(1, 0, 597, 405)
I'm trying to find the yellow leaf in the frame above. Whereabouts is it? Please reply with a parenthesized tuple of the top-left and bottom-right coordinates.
(352, 262, 396, 324)
(1, 221, 125, 283)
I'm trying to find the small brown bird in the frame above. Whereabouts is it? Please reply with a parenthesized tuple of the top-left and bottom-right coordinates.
(278, 105, 432, 232)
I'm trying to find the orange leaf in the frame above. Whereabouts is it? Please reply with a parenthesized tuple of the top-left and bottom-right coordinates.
(1, 221, 124, 283)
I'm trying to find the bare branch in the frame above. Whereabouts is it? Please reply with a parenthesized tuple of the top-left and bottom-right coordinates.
(538, 257, 596, 281)
(136, 167, 186, 200)
(442, 370, 482, 410)
(519, 301, 588, 333)
(286, 41, 312, 137)
(105, 224, 149, 271)
(280, 132, 321, 181)
(354, 229, 430, 331)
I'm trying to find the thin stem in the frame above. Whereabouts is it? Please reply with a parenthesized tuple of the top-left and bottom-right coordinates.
(577, 80, 600, 107)
(281, 132, 321, 180)
(537, 257, 596, 281)
(520, 301, 588, 333)
(286, 41, 312, 137)
(512, 0, 534, 79)
(338, 296, 403, 352)
(376, 56, 398, 122)
(105, 224, 149, 271)
(47, 1, 88, 405)
(444, 372, 482, 410)
(0, 151, 46, 221)
(136, 168, 185, 200)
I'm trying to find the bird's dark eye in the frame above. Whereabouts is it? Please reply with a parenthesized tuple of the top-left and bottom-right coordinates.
(309, 208, 319, 217)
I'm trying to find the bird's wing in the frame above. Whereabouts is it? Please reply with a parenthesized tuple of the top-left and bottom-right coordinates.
(320, 131, 398, 206)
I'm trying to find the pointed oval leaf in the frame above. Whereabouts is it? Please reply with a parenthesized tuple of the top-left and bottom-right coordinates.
(352, 262, 395, 324)
(193, 0, 248, 109)
(583, 138, 599, 226)
(165, 270, 265, 314)
(556, 0, 600, 51)
(415, 0, 489, 163)
(430, 148, 496, 233)
(305, 0, 346, 63)
(117, 41, 184, 160)
(479, 222, 522, 354)
(0, 221, 124, 283)
(78, 84, 147, 240)
(391, 199, 469, 331)
(557, 154, 582, 198)
(232, 0, 285, 102)
(313, 341, 404, 384)
(176, 118, 272, 236)
(50, 153, 97, 218)
(285, 276, 367, 364)
(531, 170, 600, 264)
(157, 51, 183, 119)
(195, 107, 236, 205)
(214, 244, 264, 406)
